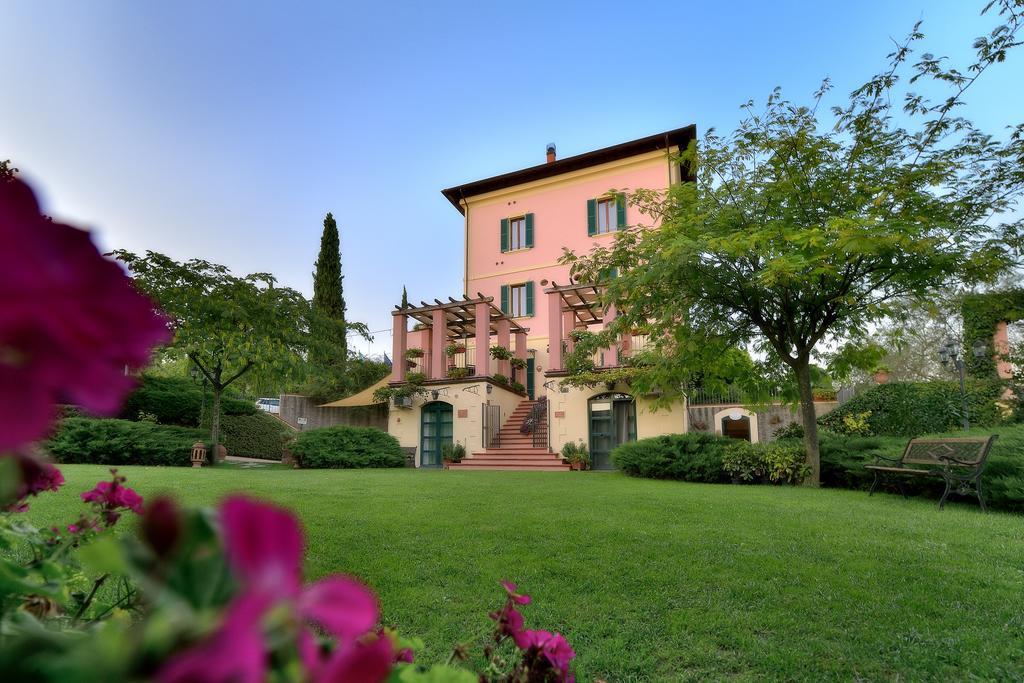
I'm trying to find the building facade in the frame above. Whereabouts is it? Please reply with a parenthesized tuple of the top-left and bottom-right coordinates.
(383, 126, 832, 469)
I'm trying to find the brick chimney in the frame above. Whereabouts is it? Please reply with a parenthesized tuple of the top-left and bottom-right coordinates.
(546, 143, 556, 164)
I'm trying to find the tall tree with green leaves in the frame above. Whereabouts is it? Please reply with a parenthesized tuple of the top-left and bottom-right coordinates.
(310, 212, 347, 381)
(561, 2, 1024, 485)
(113, 250, 310, 461)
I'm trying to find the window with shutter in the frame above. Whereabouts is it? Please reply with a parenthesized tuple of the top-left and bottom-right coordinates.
(507, 283, 532, 317)
(587, 199, 597, 236)
(500, 285, 509, 314)
(524, 213, 534, 248)
(616, 193, 627, 229)
(500, 218, 509, 252)
(595, 197, 617, 234)
(525, 281, 534, 316)
(508, 216, 528, 251)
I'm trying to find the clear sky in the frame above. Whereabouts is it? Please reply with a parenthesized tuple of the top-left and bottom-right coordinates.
(2, 1, 1021, 356)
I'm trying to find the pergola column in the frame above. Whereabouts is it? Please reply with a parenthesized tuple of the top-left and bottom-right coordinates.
(562, 311, 576, 355)
(496, 319, 511, 377)
(514, 329, 528, 384)
(431, 309, 446, 380)
(548, 291, 563, 371)
(603, 303, 618, 367)
(391, 312, 407, 382)
(474, 302, 490, 378)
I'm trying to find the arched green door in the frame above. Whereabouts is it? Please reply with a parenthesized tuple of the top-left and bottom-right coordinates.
(420, 402, 453, 468)
(588, 393, 636, 470)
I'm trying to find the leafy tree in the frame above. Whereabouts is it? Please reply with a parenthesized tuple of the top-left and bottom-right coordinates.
(112, 251, 310, 460)
(0, 159, 17, 183)
(561, 2, 1024, 484)
(311, 212, 347, 377)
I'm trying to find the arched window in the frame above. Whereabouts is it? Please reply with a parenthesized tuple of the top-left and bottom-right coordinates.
(713, 408, 759, 443)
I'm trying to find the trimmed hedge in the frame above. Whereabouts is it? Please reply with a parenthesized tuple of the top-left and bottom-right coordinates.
(290, 426, 404, 469)
(612, 433, 734, 482)
(818, 381, 1009, 437)
(119, 375, 256, 426)
(47, 418, 202, 467)
(220, 413, 292, 461)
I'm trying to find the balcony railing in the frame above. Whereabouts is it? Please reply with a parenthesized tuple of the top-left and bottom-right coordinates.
(575, 332, 654, 370)
(444, 347, 476, 378)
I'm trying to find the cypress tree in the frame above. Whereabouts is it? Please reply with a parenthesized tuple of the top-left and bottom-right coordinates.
(401, 285, 409, 309)
(311, 212, 347, 373)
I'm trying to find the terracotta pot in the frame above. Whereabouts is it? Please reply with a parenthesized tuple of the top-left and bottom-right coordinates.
(873, 370, 891, 384)
(214, 444, 227, 462)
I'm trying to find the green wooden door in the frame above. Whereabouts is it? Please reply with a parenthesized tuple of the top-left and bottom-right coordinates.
(526, 358, 535, 400)
(589, 393, 636, 470)
(420, 402, 453, 468)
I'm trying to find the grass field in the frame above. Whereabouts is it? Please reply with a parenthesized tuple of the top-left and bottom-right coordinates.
(21, 465, 1024, 681)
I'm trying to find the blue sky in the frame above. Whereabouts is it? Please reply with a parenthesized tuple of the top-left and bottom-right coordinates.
(2, 1, 1021, 355)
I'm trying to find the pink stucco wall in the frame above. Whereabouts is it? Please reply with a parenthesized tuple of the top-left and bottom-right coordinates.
(465, 154, 672, 339)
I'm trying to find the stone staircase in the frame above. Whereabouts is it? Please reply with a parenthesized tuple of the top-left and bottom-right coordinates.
(449, 399, 570, 471)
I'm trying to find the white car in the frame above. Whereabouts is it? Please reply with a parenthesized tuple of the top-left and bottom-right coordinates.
(256, 397, 280, 414)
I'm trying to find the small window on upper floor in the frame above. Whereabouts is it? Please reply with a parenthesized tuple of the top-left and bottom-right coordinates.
(596, 197, 616, 235)
(501, 281, 535, 317)
(587, 195, 627, 236)
(509, 216, 527, 251)
(500, 213, 534, 252)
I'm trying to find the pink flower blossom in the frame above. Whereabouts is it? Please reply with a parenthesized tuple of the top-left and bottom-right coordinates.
(0, 177, 170, 451)
(81, 470, 144, 526)
(2, 449, 64, 511)
(501, 579, 532, 605)
(519, 630, 576, 678)
(159, 496, 390, 683)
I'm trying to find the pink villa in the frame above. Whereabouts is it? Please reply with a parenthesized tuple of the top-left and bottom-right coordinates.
(366, 126, 832, 469)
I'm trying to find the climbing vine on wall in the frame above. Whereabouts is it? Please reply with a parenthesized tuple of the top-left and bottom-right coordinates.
(962, 289, 1024, 378)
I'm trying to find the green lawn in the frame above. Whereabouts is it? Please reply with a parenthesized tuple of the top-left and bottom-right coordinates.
(22, 466, 1024, 681)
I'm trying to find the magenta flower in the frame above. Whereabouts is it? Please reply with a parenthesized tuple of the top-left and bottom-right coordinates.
(501, 580, 532, 605)
(519, 630, 576, 678)
(81, 471, 144, 526)
(3, 449, 64, 511)
(159, 496, 392, 683)
(0, 177, 170, 451)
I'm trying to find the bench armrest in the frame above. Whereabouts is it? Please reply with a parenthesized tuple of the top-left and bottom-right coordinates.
(872, 454, 902, 465)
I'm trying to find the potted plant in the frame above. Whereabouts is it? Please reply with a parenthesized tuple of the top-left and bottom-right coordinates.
(447, 366, 471, 379)
(445, 342, 467, 357)
(510, 357, 527, 370)
(561, 442, 578, 470)
(441, 442, 465, 469)
(491, 373, 509, 386)
(574, 442, 590, 471)
(405, 348, 425, 359)
(405, 371, 427, 385)
(872, 365, 891, 384)
(490, 345, 513, 361)
(510, 381, 526, 394)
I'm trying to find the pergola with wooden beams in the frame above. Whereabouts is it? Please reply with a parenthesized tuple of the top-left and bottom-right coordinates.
(544, 281, 620, 373)
(391, 293, 529, 383)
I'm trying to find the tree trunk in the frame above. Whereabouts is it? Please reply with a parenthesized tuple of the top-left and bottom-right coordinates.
(210, 385, 222, 466)
(794, 358, 821, 486)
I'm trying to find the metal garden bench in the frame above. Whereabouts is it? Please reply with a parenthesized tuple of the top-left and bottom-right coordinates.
(865, 436, 998, 511)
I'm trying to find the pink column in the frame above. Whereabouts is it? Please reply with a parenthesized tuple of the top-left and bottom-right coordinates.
(496, 319, 511, 377)
(548, 291, 563, 372)
(475, 302, 490, 378)
(431, 309, 446, 380)
(603, 303, 618, 367)
(994, 320, 1013, 380)
(391, 313, 407, 382)
(563, 311, 576, 355)
(514, 330, 528, 384)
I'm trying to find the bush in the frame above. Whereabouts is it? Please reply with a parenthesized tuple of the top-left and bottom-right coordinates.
(119, 375, 256, 426)
(290, 426, 405, 469)
(47, 417, 202, 466)
(722, 439, 811, 484)
(818, 380, 1008, 437)
(773, 421, 804, 439)
(219, 412, 292, 460)
(612, 433, 734, 482)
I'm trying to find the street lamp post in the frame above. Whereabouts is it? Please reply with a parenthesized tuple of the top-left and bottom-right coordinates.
(938, 339, 989, 431)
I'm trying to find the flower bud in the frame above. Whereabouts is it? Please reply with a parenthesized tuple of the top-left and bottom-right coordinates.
(142, 495, 181, 558)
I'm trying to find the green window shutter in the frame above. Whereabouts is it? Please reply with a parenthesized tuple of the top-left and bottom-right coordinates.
(525, 213, 534, 248)
(500, 218, 509, 252)
(500, 284, 509, 314)
(525, 281, 535, 317)
(616, 194, 627, 230)
(586, 198, 597, 236)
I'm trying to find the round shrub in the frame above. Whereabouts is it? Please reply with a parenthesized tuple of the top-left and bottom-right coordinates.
(220, 412, 292, 460)
(47, 417, 202, 466)
(818, 380, 1008, 437)
(612, 433, 735, 482)
(290, 426, 405, 469)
